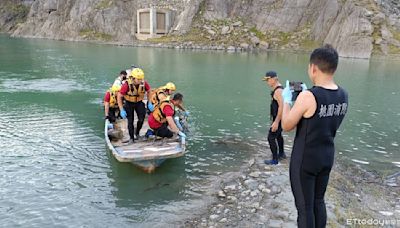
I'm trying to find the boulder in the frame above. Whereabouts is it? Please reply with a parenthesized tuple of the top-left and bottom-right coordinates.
(274, 211, 289, 220)
(209, 214, 219, 221)
(227, 46, 236, 52)
(232, 21, 243, 27)
(251, 202, 260, 209)
(364, 10, 374, 18)
(250, 190, 259, 197)
(224, 184, 236, 191)
(221, 26, 230, 35)
(269, 219, 283, 228)
(240, 43, 249, 49)
(248, 158, 255, 167)
(207, 29, 216, 36)
(381, 25, 393, 40)
(218, 190, 226, 198)
(390, 39, 400, 47)
(226, 195, 237, 202)
(389, 16, 400, 30)
(203, 25, 212, 30)
(248, 171, 261, 178)
(375, 37, 383, 45)
(250, 36, 260, 46)
(372, 13, 386, 25)
(241, 190, 250, 197)
(244, 179, 259, 190)
(270, 38, 281, 42)
(219, 218, 227, 223)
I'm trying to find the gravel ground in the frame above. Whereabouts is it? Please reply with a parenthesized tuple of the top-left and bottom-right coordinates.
(181, 143, 400, 228)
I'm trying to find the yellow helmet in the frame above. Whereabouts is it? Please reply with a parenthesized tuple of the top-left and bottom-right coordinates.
(164, 82, 176, 91)
(130, 68, 144, 80)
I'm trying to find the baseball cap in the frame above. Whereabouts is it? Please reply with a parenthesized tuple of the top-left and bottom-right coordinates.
(262, 71, 278, 81)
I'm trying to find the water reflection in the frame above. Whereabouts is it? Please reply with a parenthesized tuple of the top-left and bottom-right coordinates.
(107, 155, 188, 208)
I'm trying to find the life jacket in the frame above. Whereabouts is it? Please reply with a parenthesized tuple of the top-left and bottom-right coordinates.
(111, 77, 125, 95)
(152, 100, 175, 123)
(149, 87, 167, 107)
(112, 77, 124, 90)
(124, 80, 146, 102)
(108, 89, 118, 108)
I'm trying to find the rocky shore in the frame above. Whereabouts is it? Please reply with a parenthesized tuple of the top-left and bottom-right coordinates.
(182, 139, 400, 227)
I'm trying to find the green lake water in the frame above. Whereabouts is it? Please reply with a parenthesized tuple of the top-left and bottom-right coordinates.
(0, 35, 399, 226)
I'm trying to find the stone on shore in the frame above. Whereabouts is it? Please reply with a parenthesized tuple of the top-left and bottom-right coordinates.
(269, 219, 283, 228)
(227, 46, 236, 52)
(249, 171, 261, 178)
(240, 43, 249, 49)
(209, 214, 219, 221)
(250, 36, 260, 46)
(232, 21, 243, 27)
(207, 29, 216, 36)
(221, 26, 230, 35)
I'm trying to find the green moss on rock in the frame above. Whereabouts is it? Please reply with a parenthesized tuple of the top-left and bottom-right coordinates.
(95, 0, 113, 10)
(299, 39, 320, 50)
(390, 27, 400, 41)
(79, 29, 113, 41)
(249, 27, 266, 40)
(7, 4, 29, 15)
(389, 44, 400, 54)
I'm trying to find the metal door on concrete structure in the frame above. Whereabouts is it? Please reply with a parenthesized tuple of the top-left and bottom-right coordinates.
(139, 12, 150, 34)
(156, 12, 166, 34)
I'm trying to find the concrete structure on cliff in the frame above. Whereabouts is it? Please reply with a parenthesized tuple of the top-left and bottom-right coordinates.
(136, 8, 173, 40)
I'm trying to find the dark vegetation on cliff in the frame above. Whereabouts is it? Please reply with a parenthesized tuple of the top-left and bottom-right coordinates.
(0, 0, 29, 32)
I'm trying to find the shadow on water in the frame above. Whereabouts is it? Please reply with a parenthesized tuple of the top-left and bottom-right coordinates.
(106, 151, 189, 208)
(105, 132, 261, 207)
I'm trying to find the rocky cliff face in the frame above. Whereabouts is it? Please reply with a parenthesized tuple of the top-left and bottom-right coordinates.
(2, 0, 400, 59)
(194, 0, 399, 58)
(323, 1, 374, 59)
(9, 0, 197, 43)
(0, 0, 31, 32)
(11, 0, 137, 43)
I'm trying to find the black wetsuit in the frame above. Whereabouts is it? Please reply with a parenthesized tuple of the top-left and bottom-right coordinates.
(125, 100, 146, 140)
(108, 107, 120, 123)
(154, 123, 174, 138)
(268, 86, 284, 160)
(290, 86, 348, 228)
(124, 84, 146, 140)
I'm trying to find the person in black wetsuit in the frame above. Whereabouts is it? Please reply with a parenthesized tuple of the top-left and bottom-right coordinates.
(262, 71, 287, 165)
(281, 44, 348, 228)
